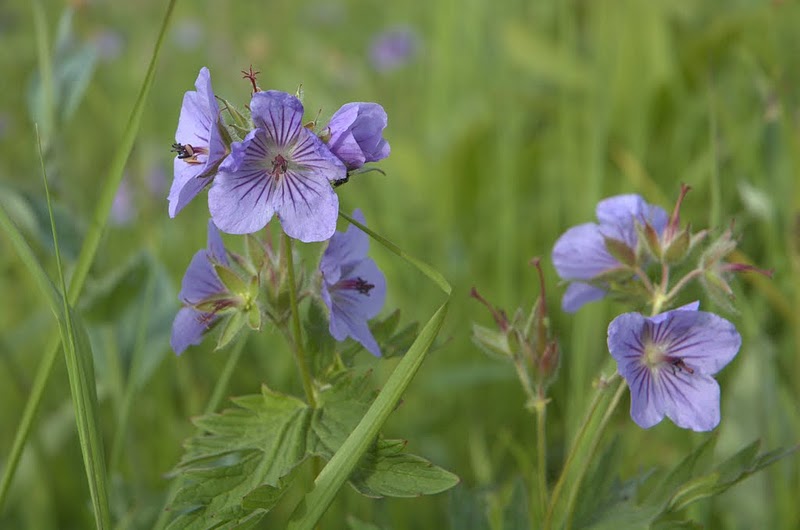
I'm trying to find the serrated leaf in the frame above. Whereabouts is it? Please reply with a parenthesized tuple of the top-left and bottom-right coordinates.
(646, 435, 717, 506)
(349, 438, 460, 498)
(168, 373, 453, 528)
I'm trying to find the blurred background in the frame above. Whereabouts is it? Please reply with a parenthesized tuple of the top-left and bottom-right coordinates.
(0, 0, 798, 528)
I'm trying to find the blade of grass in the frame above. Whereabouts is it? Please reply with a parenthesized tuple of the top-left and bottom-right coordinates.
(286, 215, 452, 529)
(0, 0, 178, 510)
(39, 127, 111, 528)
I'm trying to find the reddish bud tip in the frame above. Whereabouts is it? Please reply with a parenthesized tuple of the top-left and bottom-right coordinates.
(470, 287, 510, 332)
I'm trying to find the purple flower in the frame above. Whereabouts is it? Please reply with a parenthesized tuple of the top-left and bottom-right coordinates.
(552, 194, 668, 312)
(209, 90, 346, 242)
(608, 302, 741, 431)
(326, 102, 390, 171)
(369, 27, 419, 73)
(320, 209, 386, 356)
(171, 220, 230, 355)
(168, 67, 227, 218)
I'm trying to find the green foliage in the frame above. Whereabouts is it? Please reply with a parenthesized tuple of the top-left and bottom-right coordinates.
(574, 438, 799, 530)
(166, 374, 457, 529)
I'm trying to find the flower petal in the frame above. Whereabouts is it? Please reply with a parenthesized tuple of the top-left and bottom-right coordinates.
(596, 194, 668, 247)
(561, 282, 607, 313)
(658, 310, 741, 375)
(179, 249, 223, 304)
(320, 209, 369, 280)
(658, 371, 721, 431)
(168, 159, 212, 217)
(171, 307, 217, 355)
(275, 174, 339, 242)
(209, 129, 278, 234)
(552, 222, 618, 280)
(250, 90, 304, 147)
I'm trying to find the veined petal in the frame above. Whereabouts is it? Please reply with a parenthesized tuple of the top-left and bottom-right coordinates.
(179, 249, 224, 303)
(250, 90, 304, 147)
(320, 209, 369, 279)
(171, 307, 217, 355)
(552, 223, 618, 280)
(658, 371, 721, 431)
(276, 176, 339, 242)
(209, 129, 278, 234)
(596, 194, 668, 247)
(168, 158, 211, 217)
(562, 282, 607, 313)
(334, 259, 387, 319)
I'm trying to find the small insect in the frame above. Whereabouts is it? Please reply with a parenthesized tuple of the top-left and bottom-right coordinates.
(171, 142, 195, 159)
(669, 358, 694, 375)
(333, 175, 350, 187)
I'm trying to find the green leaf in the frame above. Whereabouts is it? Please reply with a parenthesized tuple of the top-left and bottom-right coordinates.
(448, 486, 491, 530)
(502, 477, 530, 530)
(167, 372, 453, 528)
(282, 213, 453, 530)
(0, 0, 179, 514)
(346, 515, 384, 530)
(349, 438, 460, 497)
(645, 434, 717, 506)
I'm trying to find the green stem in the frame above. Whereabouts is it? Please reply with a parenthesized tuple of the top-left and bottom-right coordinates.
(543, 371, 619, 530)
(0, 0, 177, 512)
(563, 378, 626, 529)
(283, 233, 316, 408)
(534, 387, 549, 521)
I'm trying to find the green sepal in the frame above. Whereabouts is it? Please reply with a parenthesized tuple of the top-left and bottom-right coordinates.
(663, 228, 691, 264)
(218, 96, 251, 131)
(471, 323, 512, 359)
(604, 236, 637, 267)
(636, 221, 662, 261)
(246, 234, 268, 273)
(216, 310, 247, 350)
(214, 264, 248, 296)
(247, 302, 262, 331)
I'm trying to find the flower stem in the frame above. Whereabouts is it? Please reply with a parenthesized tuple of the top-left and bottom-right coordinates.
(534, 387, 549, 520)
(543, 370, 620, 530)
(562, 378, 626, 529)
(283, 233, 317, 409)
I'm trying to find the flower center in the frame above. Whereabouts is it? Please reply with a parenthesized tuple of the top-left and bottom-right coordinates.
(337, 276, 375, 296)
(642, 339, 667, 369)
(271, 153, 289, 178)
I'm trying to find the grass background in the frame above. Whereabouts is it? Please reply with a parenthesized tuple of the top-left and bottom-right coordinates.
(0, 0, 798, 528)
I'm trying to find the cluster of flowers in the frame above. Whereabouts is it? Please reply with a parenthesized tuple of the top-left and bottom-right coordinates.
(474, 189, 767, 432)
(552, 191, 766, 431)
(168, 67, 389, 357)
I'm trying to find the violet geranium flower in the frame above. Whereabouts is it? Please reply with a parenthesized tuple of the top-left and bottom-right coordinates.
(552, 194, 668, 313)
(209, 90, 346, 241)
(320, 209, 386, 356)
(607, 302, 741, 432)
(169, 67, 227, 218)
(170, 220, 230, 355)
(326, 102, 390, 171)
